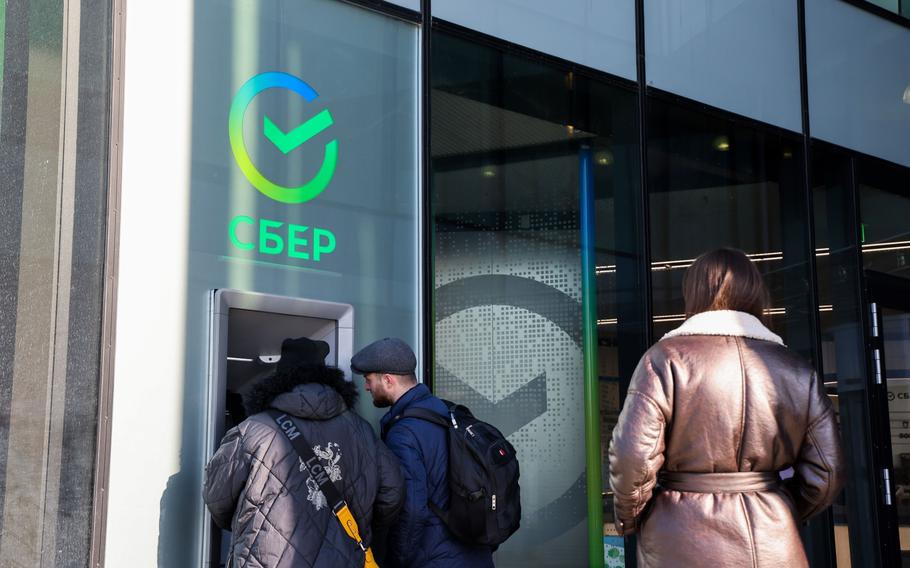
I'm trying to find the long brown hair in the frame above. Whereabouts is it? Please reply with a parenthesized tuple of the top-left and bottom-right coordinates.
(682, 248, 769, 320)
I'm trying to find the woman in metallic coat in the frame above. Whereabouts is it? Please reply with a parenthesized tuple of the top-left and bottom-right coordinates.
(609, 248, 845, 567)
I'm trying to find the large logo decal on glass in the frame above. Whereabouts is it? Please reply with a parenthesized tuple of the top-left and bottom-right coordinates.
(435, 274, 585, 543)
(229, 72, 337, 204)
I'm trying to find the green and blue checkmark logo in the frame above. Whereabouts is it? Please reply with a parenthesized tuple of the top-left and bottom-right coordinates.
(229, 72, 337, 204)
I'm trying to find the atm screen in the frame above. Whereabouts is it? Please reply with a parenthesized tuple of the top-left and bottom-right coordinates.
(223, 309, 337, 429)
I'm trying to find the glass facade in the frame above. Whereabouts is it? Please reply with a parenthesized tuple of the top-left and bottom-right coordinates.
(432, 0, 637, 80)
(862, 0, 910, 18)
(813, 142, 881, 567)
(0, 0, 908, 566)
(423, 12, 909, 568)
(644, 0, 803, 132)
(806, 0, 910, 169)
(858, 158, 910, 279)
(430, 31, 645, 566)
(859, 157, 910, 565)
(647, 97, 814, 352)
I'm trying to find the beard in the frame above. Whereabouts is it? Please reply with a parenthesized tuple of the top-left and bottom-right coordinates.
(371, 393, 393, 408)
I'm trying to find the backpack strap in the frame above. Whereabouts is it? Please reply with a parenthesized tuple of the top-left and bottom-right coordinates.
(265, 409, 378, 566)
(382, 407, 452, 436)
(381, 407, 455, 524)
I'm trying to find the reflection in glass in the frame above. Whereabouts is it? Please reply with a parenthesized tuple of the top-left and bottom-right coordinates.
(859, 158, 910, 279)
(867, 0, 900, 14)
(813, 143, 879, 567)
(647, 97, 814, 352)
(431, 31, 643, 567)
(882, 306, 910, 562)
(860, 158, 910, 564)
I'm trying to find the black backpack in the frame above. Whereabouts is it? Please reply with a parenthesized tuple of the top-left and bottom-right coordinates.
(385, 400, 521, 547)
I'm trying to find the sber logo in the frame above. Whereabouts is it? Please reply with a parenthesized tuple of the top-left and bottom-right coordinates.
(226, 72, 338, 265)
(228, 72, 337, 204)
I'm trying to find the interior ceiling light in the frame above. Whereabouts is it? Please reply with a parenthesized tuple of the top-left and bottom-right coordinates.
(481, 165, 497, 178)
(713, 135, 730, 151)
(595, 150, 614, 166)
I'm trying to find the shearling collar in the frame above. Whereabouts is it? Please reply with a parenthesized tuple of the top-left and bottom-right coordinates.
(661, 310, 785, 346)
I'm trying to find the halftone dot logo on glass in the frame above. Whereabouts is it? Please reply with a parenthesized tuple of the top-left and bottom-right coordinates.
(229, 72, 337, 204)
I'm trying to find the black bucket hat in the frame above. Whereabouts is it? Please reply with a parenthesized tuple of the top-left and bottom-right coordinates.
(276, 336, 330, 372)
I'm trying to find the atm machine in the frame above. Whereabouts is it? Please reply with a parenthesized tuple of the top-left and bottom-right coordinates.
(201, 289, 354, 567)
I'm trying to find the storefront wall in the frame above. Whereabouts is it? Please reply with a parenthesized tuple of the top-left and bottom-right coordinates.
(105, 0, 419, 565)
(107, 0, 910, 566)
(1, 0, 909, 566)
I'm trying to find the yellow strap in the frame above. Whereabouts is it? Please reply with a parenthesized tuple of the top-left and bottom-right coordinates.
(364, 548, 379, 568)
(334, 504, 379, 568)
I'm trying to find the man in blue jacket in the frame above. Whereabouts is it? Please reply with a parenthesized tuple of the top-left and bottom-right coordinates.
(352, 337, 494, 568)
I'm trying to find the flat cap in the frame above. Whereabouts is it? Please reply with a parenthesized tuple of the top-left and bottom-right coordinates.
(351, 337, 416, 375)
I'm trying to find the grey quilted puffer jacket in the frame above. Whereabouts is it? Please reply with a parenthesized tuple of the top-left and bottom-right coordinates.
(203, 367, 404, 568)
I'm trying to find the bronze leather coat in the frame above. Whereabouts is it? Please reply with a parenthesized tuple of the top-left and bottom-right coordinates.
(608, 312, 845, 567)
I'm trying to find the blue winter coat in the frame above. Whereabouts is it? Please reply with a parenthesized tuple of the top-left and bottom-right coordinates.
(380, 383, 494, 568)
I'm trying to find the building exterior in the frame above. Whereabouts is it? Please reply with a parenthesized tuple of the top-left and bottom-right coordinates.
(0, 0, 909, 566)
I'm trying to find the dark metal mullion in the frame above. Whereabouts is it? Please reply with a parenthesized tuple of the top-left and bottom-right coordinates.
(795, 1, 839, 565)
(621, 0, 651, 565)
(420, 0, 433, 390)
(635, 0, 653, 351)
(797, 0, 822, 370)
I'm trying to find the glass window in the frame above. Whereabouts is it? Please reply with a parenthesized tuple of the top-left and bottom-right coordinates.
(813, 142, 881, 567)
(432, 0, 637, 80)
(644, 0, 802, 132)
(858, 156, 910, 564)
(858, 158, 910, 279)
(647, 94, 831, 563)
(857, 0, 910, 19)
(431, 31, 644, 567)
(868, 0, 900, 12)
(806, 0, 910, 169)
(384, 0, 419, 11)
(647, 96, 814, 351)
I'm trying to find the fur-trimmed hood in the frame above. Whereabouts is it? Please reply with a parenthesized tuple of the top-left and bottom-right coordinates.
(661, 309, 784, 345)
(243, 365, 359, 419)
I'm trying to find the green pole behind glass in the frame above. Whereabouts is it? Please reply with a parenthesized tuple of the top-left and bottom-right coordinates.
(580, 146, 605, 568)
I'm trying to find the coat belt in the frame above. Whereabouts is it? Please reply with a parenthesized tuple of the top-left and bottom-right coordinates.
(658, 471, 780, 493)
